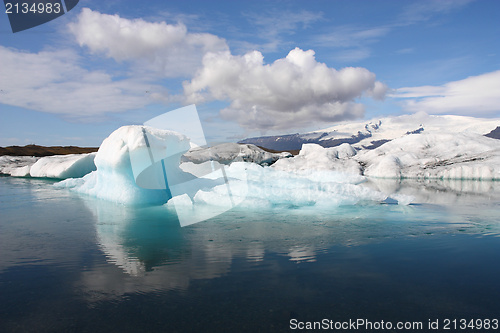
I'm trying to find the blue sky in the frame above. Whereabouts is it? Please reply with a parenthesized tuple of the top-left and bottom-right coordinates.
(1, 0, 499, 146)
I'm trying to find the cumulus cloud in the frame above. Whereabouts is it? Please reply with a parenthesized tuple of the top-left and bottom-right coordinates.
(183, 47, 388, 131)
(395, 70, 500, 117)
(0, 46, 165, 119)
(68, 8, 228, 77)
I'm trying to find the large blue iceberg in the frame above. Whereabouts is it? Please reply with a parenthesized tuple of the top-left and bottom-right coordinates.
(57, 125, 394, 214)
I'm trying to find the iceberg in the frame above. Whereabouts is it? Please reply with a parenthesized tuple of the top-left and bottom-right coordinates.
(272, 143, 361, 175)
(57, 125, 192, 205)
(0, 153, 96, 179)
(187, 162, 388, 209)
(358, 132, 500, 180)
(271, 131, 500, 181)
(0, 155, 39, 177)
(30, 153, 96, 179)
(57, 125, 250, 225)
(57, 124, 395, 219)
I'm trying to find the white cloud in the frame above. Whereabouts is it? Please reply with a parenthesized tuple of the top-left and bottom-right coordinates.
(398, 0, 474, 25)
(310, 0, 473, 63)
(0, 46, 165, 119)
(396, 48, 415, 55)
(312, 25, 390, 62)
(394, 70, 500, 117)
(184, 47, 388, 132)
(314, 26, 390, 49)
(247, 9, 323, 39)
(234, 10, 323, 53)
(68, 8, 228, 77)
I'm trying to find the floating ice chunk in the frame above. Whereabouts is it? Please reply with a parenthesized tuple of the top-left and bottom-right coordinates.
(55, 125, 390, 214)
(192, 162, 387, 209)
(0, 153, 96, 179)
(166, 194, 193, 208)
(57, 126, 191, 205)
(388, 193, 414, 205)
(30, 153, 96, 179)
(180, 161, 224, 178)
(273, 143, 362, 175)
(364, 155, 403, 179)
(0, 155, 39, 176)
(10, 165, 32, 177)
(358, 132, 500, 180)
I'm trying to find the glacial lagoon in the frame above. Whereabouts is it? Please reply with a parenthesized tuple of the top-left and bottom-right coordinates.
(1, 176, 499, 332)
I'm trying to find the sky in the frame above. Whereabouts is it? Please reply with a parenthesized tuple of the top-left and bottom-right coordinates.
(0, 0, 499, 147)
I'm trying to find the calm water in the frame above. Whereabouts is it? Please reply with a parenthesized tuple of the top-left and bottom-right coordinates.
(1, 176, 500, 332)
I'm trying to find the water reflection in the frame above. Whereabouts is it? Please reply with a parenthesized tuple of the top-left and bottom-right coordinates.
(77, 177, 500, 302)
(0, 177, 97, 273)
(2, 177, 500, 331)
(364, 177, 500, 204)
(78, 201, 246, 300)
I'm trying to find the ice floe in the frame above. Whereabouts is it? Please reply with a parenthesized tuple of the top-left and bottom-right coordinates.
(29, 153, 96, 179)
(358, 132, 500, 180)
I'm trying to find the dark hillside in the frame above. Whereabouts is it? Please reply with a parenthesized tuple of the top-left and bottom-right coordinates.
(0, 145, 98, 157)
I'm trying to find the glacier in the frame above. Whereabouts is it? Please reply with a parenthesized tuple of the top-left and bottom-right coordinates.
(240, 112, 500, 151)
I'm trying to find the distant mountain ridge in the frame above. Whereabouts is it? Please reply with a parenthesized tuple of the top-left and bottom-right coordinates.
(0, 145, 98, 157)
(239, 113, 500, 151)
(485, 126, 500, 139)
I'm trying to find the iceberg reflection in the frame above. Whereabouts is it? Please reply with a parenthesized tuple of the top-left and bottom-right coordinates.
(364, 178, 500, 204)
(78, 179, 500, 301)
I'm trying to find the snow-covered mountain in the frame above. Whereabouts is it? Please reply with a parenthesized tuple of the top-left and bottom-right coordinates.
(239, 112, 500, 151)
